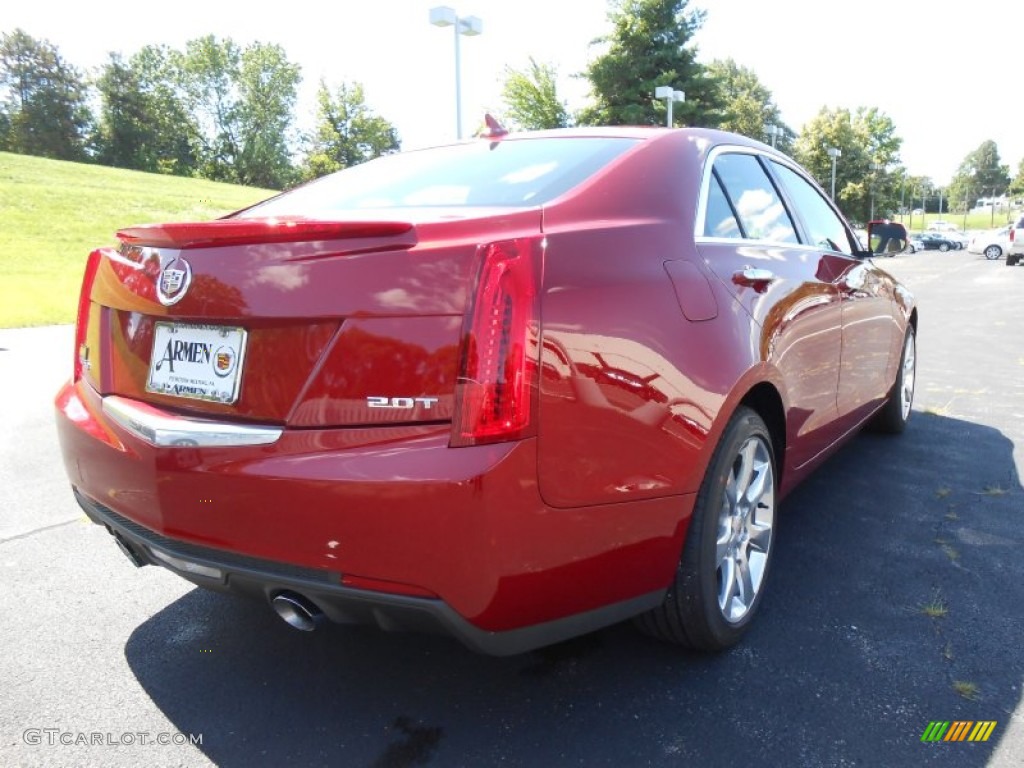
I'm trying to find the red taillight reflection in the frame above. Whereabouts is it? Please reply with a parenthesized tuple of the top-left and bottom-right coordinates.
(73, 250, 103, 382)
(452, 238, 541, 447)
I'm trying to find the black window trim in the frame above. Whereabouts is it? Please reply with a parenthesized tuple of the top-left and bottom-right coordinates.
(706, 167, 747, 239)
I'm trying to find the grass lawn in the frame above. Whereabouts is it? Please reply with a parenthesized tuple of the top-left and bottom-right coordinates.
(895, 210, 1018, 232)
(0, 152, 275, 327)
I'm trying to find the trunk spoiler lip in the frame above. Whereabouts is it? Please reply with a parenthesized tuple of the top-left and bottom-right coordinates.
(116, 218, 415, 250)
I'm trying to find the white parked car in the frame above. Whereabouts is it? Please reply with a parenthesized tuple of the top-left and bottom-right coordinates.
(967, 226, 1011, 261)
(1008, 214, 1024, 266)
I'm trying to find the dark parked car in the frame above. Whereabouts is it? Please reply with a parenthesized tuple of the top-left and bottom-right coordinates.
(913, 232, 957, 251)
(55, 127, 917, 655)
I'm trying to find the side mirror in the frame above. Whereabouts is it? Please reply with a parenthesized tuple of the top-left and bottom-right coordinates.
(867, 220, 908, 255)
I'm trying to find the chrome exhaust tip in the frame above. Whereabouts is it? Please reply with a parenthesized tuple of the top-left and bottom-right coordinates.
(271, 592, 325, 632)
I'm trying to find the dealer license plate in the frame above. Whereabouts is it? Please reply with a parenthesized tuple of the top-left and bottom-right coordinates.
(146, 322, 247, 404)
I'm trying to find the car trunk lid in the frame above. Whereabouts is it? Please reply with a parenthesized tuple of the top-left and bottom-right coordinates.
(80, 210, 542, 429)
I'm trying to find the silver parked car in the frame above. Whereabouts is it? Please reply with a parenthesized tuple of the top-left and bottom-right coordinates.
(967, 226, 1011, 261)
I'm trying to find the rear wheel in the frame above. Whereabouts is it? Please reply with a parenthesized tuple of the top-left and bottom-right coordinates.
(984, 245, 1003, 260)
(635, 407, 776, 651)
(871, 325, 916, 434)
(1008, 255, 1020, 266)
(939, 243, 950, 252)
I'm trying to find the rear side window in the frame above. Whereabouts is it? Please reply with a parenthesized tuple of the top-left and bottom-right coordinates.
(243, 137, 639, 215)
(771, 161, 854, 255)
(703, 173, 742, 238)
(711, 153, 798, 244)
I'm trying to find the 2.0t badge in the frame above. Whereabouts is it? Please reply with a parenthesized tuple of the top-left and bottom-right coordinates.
(156, 252, 193, 306)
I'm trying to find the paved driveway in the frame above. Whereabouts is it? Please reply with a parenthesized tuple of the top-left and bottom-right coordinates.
(1, 249, 1021, 767)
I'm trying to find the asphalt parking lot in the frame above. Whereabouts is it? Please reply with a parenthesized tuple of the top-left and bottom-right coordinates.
(1, 248, 1021, 767)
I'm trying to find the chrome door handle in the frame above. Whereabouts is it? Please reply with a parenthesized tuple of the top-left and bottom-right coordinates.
(733, 267, 775, 286)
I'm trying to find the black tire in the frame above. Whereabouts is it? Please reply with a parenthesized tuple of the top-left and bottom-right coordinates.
(938, 243, 950, 252)
(1008, 255, 1020, 266)
(871, 325, 916, 434)
(635, 406, 777, 651)
(984, 245, 1003, 260)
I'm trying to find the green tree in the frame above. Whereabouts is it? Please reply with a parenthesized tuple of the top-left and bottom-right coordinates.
(794, 106, 903, 222)
(500, 57, 570, 130)
(300, 80, 400, 181)
(1008, 158, 1024, 200)
(234, 42, 301, 188)
(705, 58, 789, 150)
(946, 141, 1010, 213)
(580, 0, 723, 127)
(0, 29, 92, 160)
(95, 53, 148, 169)
(95, 49, 199, 175)
(175, 36, 300, 188)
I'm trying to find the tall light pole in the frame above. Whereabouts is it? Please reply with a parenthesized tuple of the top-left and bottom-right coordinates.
(962, 164, 973, 231)
(870, 161, 884, 221)
(765, 124, 781, 149)
(654, 86, 685, 127)
(827, 147, 841, 201)
(429, 6, 483, 140)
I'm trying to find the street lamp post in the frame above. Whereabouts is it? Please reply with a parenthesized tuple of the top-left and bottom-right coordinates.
(870, 161, 884, 221)
(765, 124, 781, 149)
(429, 6, 483, 140)
(962, 165, 973, 231)
(827, 147, 842, 201)
(654, 86, 685, 127)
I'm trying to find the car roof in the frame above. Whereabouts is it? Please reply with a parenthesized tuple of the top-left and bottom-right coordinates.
(476, 125, 771, 150)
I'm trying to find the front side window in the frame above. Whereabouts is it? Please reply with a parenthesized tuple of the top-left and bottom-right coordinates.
(771, 162, 854, 255)
(710, 153, 798, 244)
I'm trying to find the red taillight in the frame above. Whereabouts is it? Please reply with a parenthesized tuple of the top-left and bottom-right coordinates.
(1011, 228, 1016, 243)
(73, 249, 103, 382)
(452, 238, 541, 447)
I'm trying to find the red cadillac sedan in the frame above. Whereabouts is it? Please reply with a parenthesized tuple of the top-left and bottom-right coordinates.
(55, 127, 917, 655)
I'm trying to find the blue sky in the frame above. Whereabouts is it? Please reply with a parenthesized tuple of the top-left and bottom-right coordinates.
(5, 0, 1021, 184)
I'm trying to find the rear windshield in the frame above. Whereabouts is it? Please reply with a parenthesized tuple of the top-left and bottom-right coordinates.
(243, 137, 639, 215)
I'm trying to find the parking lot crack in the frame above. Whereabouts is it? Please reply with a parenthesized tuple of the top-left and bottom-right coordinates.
(0, 517, 81, 546)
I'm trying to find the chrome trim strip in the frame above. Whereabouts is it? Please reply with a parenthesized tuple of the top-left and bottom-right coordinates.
(102, 395, 282, 447)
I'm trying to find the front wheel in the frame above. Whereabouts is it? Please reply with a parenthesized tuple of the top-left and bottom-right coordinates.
(635, 407, 776, 651)
(938, 243, 950, 252)
(871, 325, 916, 434)
(984, 245, 1003, 260)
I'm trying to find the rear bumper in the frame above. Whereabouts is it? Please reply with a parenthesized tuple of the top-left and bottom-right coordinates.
(56, 380, 691, 653)
(75, 491, 664, 656)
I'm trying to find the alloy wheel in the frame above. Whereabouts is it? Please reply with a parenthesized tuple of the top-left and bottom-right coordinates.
(715, 436, 775, 624)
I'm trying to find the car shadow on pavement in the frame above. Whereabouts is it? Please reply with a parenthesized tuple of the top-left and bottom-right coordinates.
(125, 412, 1022, 768)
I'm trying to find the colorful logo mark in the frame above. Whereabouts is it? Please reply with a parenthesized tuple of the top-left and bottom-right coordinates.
(921, 721, 997, 743)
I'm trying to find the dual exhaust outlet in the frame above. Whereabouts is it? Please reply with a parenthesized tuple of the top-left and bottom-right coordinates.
(271, 591, 325, 632)
(109, 530, 325, 633)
